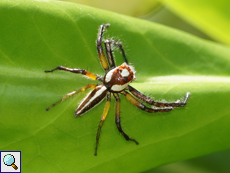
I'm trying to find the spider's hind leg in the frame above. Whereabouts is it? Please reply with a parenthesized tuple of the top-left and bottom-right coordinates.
(121, 91, 173, 113)
(46, 84, 97, 111)
(95, 93, 111, 156)
(113, 93, 139, 145)
(128, 85, 190, 107)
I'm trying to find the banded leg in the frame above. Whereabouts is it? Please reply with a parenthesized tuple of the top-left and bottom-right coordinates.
(104, 39, 128, 68)
(97, 24, 110, 73)
(113, 93, 139, 145)
(95, 93, 111, 156)
(46, 84, 97, 111)
(104, 40, 115, 69)
(121, 91, 173, 113)
(45, 66, 102, 81)
(128, 85, 190, 107)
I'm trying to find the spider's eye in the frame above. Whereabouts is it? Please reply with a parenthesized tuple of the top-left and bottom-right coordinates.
(117, 69, 122, 73)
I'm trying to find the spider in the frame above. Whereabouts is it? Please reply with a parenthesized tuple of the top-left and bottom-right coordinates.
(45, 24, 190, 156)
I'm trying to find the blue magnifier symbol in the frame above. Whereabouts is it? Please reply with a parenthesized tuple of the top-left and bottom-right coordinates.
(3, 154, 18, 170)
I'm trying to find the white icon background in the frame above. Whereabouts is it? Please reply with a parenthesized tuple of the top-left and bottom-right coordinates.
(1, 151, 21, 172)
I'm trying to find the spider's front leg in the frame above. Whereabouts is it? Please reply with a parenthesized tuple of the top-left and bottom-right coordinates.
(104, 39, 128, 69)
(97, 23, 129, 70)
(97, 24, 110, 73)
(128, 85, 190, 107)
(113, 93, 139, 145)
(45, 66, 103, 82)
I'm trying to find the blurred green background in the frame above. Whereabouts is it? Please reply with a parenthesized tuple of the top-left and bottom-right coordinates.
(56, 0, 230, 172)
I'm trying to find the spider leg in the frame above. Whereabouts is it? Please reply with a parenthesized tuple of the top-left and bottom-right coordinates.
(104, 39, 115, 69)
(45, 66, 103, 82)
(121, 91, 173, 113)
(46, 84, 97, 111)
(113, 93, 139, 145)
(95, 93, 111, 156)
(128, 85, 190, 107)
(104, 39, 128, 69)
(97, 24, 110, 73)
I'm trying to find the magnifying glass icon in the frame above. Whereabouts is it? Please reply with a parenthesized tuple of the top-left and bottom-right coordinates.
(3, 154, 18, 170)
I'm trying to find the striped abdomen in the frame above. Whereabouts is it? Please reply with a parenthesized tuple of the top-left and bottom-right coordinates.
(75, 85, 108, 117)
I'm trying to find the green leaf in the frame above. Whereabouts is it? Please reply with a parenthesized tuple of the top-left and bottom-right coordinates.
(164, 0, 230, 45)
(58, 0, 162, 17)
(148, 150, 230, 173)
(0, 0, 230, 172)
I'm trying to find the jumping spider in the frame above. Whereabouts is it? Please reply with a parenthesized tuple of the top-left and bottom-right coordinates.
(45, 24, 190, 156)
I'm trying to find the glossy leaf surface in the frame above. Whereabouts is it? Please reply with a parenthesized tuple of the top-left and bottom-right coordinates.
(0, 0, 230, 172)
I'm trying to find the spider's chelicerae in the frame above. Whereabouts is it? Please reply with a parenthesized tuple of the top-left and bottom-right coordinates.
(45, 24, 190, 156)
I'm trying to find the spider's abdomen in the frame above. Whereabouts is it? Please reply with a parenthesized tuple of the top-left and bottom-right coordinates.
(75, 85, 108, 117)
(104, 63, 136, 92)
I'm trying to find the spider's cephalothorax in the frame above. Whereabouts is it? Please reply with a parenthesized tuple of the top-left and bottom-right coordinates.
(45, 24, 190, 156)
(104, 62, 135, 92)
